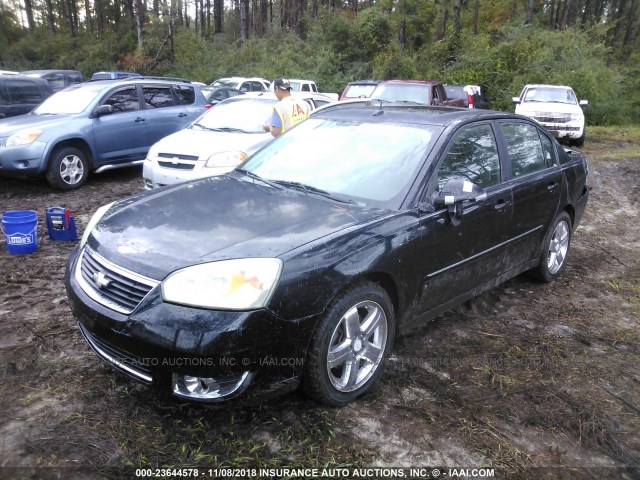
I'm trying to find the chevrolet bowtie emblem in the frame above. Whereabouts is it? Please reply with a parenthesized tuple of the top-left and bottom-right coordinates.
(91, 271, 111, 289)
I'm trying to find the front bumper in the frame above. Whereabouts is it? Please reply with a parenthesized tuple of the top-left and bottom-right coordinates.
(0, 141, 48, 176)
(65, 245, 319, 403)
(142, 157, 235, 189)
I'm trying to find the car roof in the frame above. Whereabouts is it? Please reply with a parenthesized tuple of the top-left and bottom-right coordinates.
(346, 80, 379, 85)
(22, 69, 80, 75)
(377, 79, 441, 86)
(312, 102, 515, 127)
(524, 84, 573, 90)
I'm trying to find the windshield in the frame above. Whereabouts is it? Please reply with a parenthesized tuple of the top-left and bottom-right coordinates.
(212, 79, 239, 88)
(371, 84, 429, 104)
(240, 118, 438, 207)
(192, 99, 275, 133)
(343, 84, 377, 99)
(34, 86, 102, 114)
(523, 87, 577, 104)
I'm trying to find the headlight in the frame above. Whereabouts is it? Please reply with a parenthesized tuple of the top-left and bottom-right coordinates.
(6, 129, 43, 147)
(205, 151, 247, 169)
(80, 202, 115, 248)
(571, 113, 584, 122)
(162, 258, 282, 310)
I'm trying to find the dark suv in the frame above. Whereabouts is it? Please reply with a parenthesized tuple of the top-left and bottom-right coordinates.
(0, 77, 207, 190)
(22, 70, 84, 92)
(0, 73, 53, 119)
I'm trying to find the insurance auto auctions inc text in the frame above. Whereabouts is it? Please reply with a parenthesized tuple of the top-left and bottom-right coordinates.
(201, 467, 496, 478)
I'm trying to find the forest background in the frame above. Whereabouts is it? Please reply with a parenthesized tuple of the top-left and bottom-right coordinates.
(0, 0, 639, 125)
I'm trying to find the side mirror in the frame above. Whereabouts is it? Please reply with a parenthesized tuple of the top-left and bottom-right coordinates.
(512, 97, 521, 105)
(434, 179, 486, 226)
(579, 99, 588, 107)
(94, 104, 115, 117)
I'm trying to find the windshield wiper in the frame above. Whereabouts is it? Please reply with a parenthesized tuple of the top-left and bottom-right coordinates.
(274, 180, 353, 203)
(236, 169, 282, 189)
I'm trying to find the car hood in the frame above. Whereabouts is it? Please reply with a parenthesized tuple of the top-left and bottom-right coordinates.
(0, 113, 77, 135)
(516, 102, 583, 115)
(152, 127, 272, 159)
(90, 174, 384, 280)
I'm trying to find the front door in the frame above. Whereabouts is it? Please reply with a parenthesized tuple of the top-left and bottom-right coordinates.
(416, 122, 514, 318)
(92, 85, 148, 164)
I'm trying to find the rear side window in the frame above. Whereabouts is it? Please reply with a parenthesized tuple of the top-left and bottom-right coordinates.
(5, 79, 44, 104)
(173, 85, 195, 105)
(102, 86, 140, 112)
(438, 124, 501, 189)
(143, 86, 175, 108)
(502, 123, 548, 177)
(540, 132, 555, 168)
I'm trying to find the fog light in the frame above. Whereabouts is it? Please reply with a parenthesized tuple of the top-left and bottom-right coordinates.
(172, 371, 250, 401)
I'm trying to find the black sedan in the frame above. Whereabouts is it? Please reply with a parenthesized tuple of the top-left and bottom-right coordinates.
(65, 103, 589, 405)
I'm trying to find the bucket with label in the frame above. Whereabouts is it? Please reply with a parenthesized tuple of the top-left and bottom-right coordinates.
(1, 210, 39, 254)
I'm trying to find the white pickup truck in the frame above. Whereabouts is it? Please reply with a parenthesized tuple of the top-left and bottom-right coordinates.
(513, 84, 588, 147)
(286, 79, 339, 101)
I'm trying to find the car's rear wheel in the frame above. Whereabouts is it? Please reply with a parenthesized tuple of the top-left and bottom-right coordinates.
(303, 281, 395, 406)
(531, 211, 572, 282)
(46, 146, 89, 191)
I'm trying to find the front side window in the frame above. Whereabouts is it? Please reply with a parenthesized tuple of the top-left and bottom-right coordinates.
(44, 73, 65, 91)
(102, 86, 139, 112)
(502, 122, 547, 177)
(143, 86, 175, 109)
(438, 124, 501, 189)
(174, 85, 195, 105)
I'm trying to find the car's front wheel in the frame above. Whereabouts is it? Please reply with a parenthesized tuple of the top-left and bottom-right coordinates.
(573, 128, 586, 147)
(303, 281, 395, 406)
(46, 146, 89, 190)
(531, 211, 572, 282)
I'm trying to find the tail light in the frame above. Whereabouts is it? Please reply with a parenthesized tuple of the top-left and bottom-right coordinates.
(205, 104, 212, 109)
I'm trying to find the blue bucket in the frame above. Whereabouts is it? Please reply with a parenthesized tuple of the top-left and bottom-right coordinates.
(1, 210, 38, 254)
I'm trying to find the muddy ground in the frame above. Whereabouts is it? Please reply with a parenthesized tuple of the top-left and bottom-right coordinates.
(0, 128, 638, 480)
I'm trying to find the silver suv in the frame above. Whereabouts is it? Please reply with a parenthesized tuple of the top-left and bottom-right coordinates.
(0, 77, 207, 190)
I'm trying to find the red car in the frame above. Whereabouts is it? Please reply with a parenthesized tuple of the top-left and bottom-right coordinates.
(370, 79, 465, 107)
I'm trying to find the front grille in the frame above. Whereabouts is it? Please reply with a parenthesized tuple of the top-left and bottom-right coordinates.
(158, 152, 199, 161)
(76, 247, 159, 314)
(533, 112, 571, 124)
(158, 161, 195, 170)
(79, 323, 153, 383)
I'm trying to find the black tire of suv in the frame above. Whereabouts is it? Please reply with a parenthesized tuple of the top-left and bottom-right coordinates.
(46, 146, 90, 191)
(573, 128, 585, 147)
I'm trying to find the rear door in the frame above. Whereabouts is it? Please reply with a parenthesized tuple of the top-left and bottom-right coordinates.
(415, 121, 514, 317)
(142, 84, 188, 145)
(92, 85, 149, 163)
(2, 77, 47, 117)
(497, 121, 562, 267)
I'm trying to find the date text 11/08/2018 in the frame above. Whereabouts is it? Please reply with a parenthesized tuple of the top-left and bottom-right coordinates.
(134, 467, 497, 478)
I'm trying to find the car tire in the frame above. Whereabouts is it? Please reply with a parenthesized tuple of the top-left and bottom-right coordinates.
(46, 146, 89, 191)
(302, 281, 395, 406)
(573, 128, 585, 147)
(531, 211, 572, 282)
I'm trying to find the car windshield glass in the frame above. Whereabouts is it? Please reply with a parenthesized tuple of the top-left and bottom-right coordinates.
(212, 79, 239, 88)
(524, 88, 577, 104)
(34, 87, 101, 114)
(194, 99, 275, 133)
(241, 118, 438, 207)
(371, 84, 429, 104)
(344, 84, 377, 98)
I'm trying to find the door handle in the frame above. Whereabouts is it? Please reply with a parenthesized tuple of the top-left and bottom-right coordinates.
(494, 200, 511, 212)
(547, 182, 559, 193)
(178, 113, 187, 118)
(135, 117, 145, 123)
